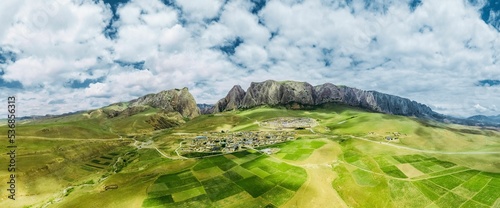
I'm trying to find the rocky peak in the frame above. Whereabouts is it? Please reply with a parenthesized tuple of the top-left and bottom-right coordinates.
(214, 85, 246, 113)
(214, 80, 440, 120)
(129, 87, 200, 118)
(240, 80, 315, 108)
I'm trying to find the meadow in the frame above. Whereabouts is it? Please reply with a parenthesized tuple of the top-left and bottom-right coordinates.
(1, 104, 499, 208)
(332, 137, 500, 208)
(142, 151, 307, 208)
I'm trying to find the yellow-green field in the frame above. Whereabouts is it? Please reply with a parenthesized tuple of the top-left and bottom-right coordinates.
(1, 104, 499, 208)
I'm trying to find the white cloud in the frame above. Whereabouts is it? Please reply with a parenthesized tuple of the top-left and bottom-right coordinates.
(113, 0, 181, 61)
(233, 43, 268, 68)
(0, 0, 499, 118)
(4, 57, 69, 86)
(219, 0, 271, 45)
(84, 82, 109, 98)
(175, 0, 224, 22)
(159, 24, 189, 52)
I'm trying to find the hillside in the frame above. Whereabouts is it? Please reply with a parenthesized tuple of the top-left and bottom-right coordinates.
(5, 88, 200, 139)
(1, 83, 499, 208)
(213, 80, 499, 127)
(2, 104, 499, 208)
(214, 80, 441, 119)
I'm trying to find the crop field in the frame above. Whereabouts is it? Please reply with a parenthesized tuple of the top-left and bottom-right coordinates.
(169, 106, 500, 208)
(143, 151, 307, 207)
(333, 138, 500, 208)
(2, 105, 500, 208)
(257, 139, 326, 161)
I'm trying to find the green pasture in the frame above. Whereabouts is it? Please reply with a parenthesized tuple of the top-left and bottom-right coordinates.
(143, 150, 307, 207)
(3, 104, 500, 208)
(334, 141, 500, 208)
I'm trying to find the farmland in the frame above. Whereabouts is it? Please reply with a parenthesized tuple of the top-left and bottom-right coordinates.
(0, 104, 499, 207)
(143, 152, 307, 207)
(332, 137, 500, 208)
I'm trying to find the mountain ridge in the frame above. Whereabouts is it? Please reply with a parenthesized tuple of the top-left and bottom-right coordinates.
(128, 87, 200, 118)
(15, 80, 500, 128)
(215, 80, 441, 119)
(212, 80, 499, 127)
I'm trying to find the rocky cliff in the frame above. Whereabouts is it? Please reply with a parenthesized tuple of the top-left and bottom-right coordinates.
(214, 80, 441, 119)
(240, 81, 315, 109)
(128, 87, 200, 118)
(314, 83, 438, 118)
(213, 85, 246, 113)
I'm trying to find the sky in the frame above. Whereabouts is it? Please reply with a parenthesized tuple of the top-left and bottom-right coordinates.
(0, 0, 499, 118)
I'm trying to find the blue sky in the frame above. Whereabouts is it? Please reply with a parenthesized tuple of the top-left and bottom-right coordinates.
(0, 0, 499, 117)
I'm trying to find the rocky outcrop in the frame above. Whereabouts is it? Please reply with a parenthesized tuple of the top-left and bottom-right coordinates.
(239, 80, 316, 108)
(129, 87, 200, 118)
(214, 81, 317, 111)
(313, 84, 437, 118)
(215, 80, 441, 119)
(214, 85, 246, 113)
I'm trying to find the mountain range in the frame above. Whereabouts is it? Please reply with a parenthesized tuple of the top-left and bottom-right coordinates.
(209, 80, 498, 127)
(213, 80, 440, 119)
(16, 80, 500, 128)
(468, 115, 500, 122)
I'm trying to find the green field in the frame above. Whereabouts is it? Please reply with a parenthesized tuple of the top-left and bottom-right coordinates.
(333, 137, 500, 208)
(142, 150, 307, 207)
(1, 104, 499, 208)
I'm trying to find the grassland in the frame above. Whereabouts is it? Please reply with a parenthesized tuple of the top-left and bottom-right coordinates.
(142, 151, 308, 208)
(1, 104, 499, 208)
(332, 137, 500, 208)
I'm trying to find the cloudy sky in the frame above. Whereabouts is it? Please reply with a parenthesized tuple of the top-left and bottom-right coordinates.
(0, 0, 499, 118)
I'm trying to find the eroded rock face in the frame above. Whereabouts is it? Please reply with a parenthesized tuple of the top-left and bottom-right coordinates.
(215, 80, 439, 119)
(129, 87, 200, 118)
(370, 91, 435, 117)
(214, 85, 246, 113)
(240, 80, 283, 107)
(214, 80, 317, 111)
(239, 80, 316, 108)
(314, 83, 437, 118)
(314, 84, 381, 111)
(279, 81, 316, 106)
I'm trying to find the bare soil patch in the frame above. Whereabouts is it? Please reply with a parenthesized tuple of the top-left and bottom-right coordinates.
(282, 139, 348, 208)
(396, 163, 425, 178)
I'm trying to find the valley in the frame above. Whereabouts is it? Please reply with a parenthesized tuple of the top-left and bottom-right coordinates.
(1, 102, 499, 208)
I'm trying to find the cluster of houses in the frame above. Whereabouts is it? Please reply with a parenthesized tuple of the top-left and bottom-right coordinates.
(368, 131, 406, 141)
(261, 117, 317, 130)
(385, 132, 406, 141)
(180, 131, 295, 154)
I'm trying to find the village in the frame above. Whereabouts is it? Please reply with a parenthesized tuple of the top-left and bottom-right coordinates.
(177, 117, 319, 154)
(260, 117, 318, 130)
(180, 130, 296, 154)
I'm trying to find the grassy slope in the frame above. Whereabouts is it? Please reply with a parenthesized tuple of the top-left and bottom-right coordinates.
(176, 104, 500, 152)
(0, 107, 163, 139)
(1, 104, 499, 208)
